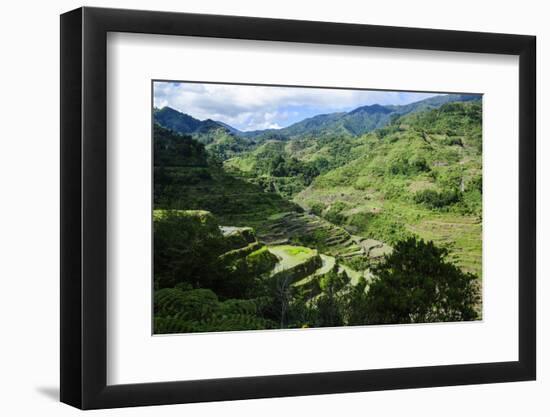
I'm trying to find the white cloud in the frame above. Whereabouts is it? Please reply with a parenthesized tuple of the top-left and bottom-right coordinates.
(153, 82, 440, 131)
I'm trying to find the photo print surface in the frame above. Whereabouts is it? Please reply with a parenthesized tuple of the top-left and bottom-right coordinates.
(152, 81, 483, 334)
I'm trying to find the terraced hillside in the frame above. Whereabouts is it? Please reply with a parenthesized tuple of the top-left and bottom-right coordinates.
(256, 211, 391, 265)
(154, 124, 300, 229)
(294, 100, 483, 277)
(154, 209, 370, 333)
(153, 92, 483, 333)
(219, 224, 370, 298)
(221, 100, 482, 277)
(153, 125, 387, 278)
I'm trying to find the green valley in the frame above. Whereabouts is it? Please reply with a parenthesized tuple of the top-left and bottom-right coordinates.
(153, 88, 482, 333)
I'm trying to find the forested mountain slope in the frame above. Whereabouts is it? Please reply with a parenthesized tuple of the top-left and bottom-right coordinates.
(152, 95, 483, 333)
(295, 100, 482, 276)
(154, 107, 251, 160)
(154, 94, 479, 149)
(153, 124, 299, 228)
(239, 93, 479, 140)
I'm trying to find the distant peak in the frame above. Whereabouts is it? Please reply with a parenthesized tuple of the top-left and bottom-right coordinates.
(158, 105, 178, 113)
(348, 104, 392, 115)
(157, 106, 197, 118)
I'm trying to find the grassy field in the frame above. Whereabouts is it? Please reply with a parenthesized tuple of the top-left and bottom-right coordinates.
(268, 245, 318, 269)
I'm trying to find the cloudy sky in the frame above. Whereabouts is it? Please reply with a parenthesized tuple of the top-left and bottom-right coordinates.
(153, 81, 441, 132)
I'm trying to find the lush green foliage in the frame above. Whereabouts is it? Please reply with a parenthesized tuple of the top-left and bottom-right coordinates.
(294, 100, 483, 275)
(153, 123, 207, 167)
(154, 107, 203, 134)
(154, 210, 225, 290)
(153, 94, 482, 334)
(154, 210, 270, 299)
(154, 287, 277, 333)
(224, 141, 320, 198)
(154, 107, 254, 160)
(413, 189, 461, 209)
(365, 237, 479, 324)
(153, 125, 299, 228)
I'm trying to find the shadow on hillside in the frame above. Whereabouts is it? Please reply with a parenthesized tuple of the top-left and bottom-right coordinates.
(155, 164, 299, 226)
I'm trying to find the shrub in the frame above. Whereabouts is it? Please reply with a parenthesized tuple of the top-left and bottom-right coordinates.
(310, 202, 325, 217)
(230, 246, 279, 277)
(153, 210, 226, 290)
(443, 136, 464, 147)
(387, 155, 430, 176)
(413, 189, 461, 209)
(324, 202, 348, 225)
(365, 237, 479, 324)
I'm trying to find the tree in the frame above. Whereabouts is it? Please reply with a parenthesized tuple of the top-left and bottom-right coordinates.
(314, 265, 349, 327)
(267, 271, 295, 328)
(154, 210, 226, 290)
(343, 277, 370, 325)
(365, 237, 479, 324)
(413, 188, 461, 209)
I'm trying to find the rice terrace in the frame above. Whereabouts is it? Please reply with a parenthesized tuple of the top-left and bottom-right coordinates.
(152, 81, 482, 334)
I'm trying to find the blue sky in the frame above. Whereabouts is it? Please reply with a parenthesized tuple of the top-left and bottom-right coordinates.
(153, 81, 441, 132)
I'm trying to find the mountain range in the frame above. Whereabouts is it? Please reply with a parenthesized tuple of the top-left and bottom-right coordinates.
(153, 93, 480, 145)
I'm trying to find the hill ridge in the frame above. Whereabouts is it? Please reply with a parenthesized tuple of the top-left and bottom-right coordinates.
(155, 93, 480, 141)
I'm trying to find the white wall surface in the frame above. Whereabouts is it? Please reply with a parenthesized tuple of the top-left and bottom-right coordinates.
(0, 0, 546, 415)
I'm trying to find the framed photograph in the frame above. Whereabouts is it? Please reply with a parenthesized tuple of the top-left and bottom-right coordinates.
(60, 7, 536, 409)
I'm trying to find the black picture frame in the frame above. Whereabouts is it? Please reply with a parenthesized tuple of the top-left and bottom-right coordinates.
(60, 6, 536, 410)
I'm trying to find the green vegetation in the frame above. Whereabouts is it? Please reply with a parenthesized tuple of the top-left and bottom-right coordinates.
(365, 238, 479, 324)
(153, 94, 482, 334)
(154, 106, 254, 160)
(224, 141, 320, 198)
(413, 189, 461, 209)
(294, 100, 483, 276)
(153, 126, 299, 229)
(154, 287, 277, 333)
